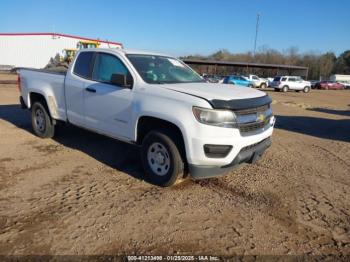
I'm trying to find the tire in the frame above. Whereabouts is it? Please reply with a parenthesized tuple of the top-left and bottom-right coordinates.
(282, 86, 288, 92)
(303, 86, 310, 93)
(260, 83, 267, 89)
(248, 84, 253, 88)
(141, 130, 184, 187)
(31, 101, 55, 138)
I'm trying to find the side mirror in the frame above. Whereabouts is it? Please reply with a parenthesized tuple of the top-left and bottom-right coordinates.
(111, 73, 133, 88)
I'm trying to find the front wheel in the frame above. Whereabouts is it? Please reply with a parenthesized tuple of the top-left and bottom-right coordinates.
(141, 131, 184, 187)
(303, 86, 310, 93)
(282, 86, 289, 92)
(260, 83, 267, 89)
(31, 102, 55, 138)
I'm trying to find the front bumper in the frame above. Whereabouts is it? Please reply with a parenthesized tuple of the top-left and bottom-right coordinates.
(189, 137, 271, 179)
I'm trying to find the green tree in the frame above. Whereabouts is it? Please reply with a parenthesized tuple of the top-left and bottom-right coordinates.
(333, 50, 350, 74)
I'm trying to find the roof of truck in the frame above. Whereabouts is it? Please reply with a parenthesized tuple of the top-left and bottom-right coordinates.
(79, 48, 174, 58)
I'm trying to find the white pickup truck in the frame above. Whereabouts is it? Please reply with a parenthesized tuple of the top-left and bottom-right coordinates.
(18, 48, 275, 187)
(244, 74, 268, 89)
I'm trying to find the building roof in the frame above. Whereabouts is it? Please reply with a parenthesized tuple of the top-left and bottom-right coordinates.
(182, 59, 308, 70)
(0, 32, 123, 46)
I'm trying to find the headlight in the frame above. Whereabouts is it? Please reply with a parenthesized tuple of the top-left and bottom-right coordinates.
(192, 107, 237, 128)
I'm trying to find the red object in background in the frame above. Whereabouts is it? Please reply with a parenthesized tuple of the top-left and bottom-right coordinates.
(17, 75, 21, 92)
(315, 81, 345, 90)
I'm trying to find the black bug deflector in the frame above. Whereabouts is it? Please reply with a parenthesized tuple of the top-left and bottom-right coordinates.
(210, 95, 272, 110)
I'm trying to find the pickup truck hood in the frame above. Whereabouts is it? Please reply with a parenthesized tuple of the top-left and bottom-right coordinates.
(162, 82, 266, 101)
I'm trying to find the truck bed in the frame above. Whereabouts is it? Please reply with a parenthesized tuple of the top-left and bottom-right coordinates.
(19, 67, 67, 121)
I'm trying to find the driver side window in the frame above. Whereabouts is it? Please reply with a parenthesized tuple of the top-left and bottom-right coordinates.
(92, 53, 129, 83)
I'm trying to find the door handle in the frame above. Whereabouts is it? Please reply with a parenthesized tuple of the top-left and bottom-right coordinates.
(85, 87, 96, 93)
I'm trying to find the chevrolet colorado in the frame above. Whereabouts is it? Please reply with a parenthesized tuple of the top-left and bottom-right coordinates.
(18, 48, 275, 186)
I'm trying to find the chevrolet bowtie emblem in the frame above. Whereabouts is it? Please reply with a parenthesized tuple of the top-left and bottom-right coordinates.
(257, 113, 265, 122)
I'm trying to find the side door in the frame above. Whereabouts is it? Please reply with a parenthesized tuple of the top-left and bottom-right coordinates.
(65, 51, 95, 126)
(83, 52, 134, 140)
(295, 77, 305, 90)
(252, 75, 259, 85)
(287, 77, 297, 89)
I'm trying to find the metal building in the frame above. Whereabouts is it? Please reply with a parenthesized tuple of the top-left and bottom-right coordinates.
(183, 59, 309, 78)
(0, 33, 123, 69)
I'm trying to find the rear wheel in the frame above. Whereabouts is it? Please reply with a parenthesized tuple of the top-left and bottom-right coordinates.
(141, 131, 184, 187)
(31, 102, 55, 138)
(303, 86, 310, 93)
(282, 86, 288, 92)
(260, 83, 267, 89)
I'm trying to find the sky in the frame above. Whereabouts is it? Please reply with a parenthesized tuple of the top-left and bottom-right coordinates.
(1, 0, 349, 57)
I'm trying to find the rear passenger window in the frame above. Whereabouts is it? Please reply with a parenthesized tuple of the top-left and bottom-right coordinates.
(288, 77, 296, 82)
(73, 52, 94, 78)
(92, 53, 129, 83)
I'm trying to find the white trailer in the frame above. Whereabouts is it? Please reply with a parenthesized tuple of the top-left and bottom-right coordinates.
(330, 74, 350, 84)
(0, 33, 123, 69)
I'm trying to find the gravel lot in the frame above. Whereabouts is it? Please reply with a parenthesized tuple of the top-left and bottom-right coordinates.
(0, 74, 349, 257)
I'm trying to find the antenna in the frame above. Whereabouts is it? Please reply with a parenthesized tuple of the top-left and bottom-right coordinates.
(253, 13, 260, 57)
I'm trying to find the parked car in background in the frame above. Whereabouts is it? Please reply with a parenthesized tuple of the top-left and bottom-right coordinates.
(270, 76, 311, 93)
(335, 81, 350, 89)
(202, 74, 221, 83)
(309, 80, 319, 89)
(223, 75, 253, 87)
(244, 74, 268, 88)
(314, 81, 345, 90)
(267, 78, 274, 87)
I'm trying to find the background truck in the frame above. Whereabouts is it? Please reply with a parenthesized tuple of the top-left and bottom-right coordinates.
(244, 74, 269, 88)
(18, 48, 275, 187)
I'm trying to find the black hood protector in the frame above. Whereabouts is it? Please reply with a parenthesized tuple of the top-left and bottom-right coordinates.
(210, 95, 272, 110)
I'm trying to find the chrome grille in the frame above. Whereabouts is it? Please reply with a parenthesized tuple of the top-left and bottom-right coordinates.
(238, 116, 271, 133)
(234, 103, 272, 134)
(235, 104, 269, 116)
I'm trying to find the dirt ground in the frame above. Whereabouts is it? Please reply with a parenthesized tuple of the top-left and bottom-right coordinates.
(0, 74, 349, 257)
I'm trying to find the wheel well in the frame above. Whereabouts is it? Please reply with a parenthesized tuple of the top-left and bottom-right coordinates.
(29, 92, 54, 122)
(29, 92, 47, 109)
(137, 116, 187, 160)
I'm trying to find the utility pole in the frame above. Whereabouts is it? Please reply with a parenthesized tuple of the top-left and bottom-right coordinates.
(253, 13, 260, 57)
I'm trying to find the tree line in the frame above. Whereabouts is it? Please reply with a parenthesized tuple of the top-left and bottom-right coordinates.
(182, 47, 350, 80)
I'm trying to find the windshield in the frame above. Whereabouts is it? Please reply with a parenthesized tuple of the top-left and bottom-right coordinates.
(127, 54, 204, 84)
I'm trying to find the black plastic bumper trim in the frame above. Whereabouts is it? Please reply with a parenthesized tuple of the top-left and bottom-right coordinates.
(189, 137, 272, 179)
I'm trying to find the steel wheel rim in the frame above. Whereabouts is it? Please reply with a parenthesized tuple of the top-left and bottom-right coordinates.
(34, 108, 46, 132)
(147, 142, 170, 176)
